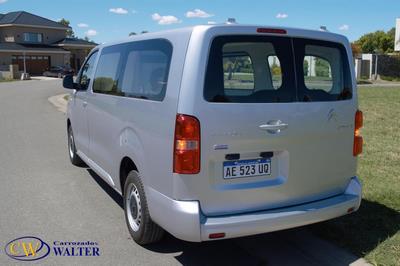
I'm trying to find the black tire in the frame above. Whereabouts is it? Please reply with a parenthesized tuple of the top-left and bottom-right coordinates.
(123, 170, 164, 245)
(67, 125, 86, 167)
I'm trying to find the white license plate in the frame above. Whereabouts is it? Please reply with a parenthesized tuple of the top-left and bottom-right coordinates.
(223, 158, 271, 179)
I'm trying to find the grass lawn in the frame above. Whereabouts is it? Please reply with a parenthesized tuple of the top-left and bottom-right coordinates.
(312, 86, 400, 266)
(0, 78, 18, 82)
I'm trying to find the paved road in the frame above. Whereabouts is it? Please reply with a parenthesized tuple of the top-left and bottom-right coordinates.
(358, 82, 400, 87)
(0, 80, 365, 266)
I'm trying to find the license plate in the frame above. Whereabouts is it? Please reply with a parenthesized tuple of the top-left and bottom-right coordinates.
(223, 158, 271, 179)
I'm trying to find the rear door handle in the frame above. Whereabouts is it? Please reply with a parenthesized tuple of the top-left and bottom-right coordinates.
(83, 101, 88, 107)
(259, 120, 288, 134)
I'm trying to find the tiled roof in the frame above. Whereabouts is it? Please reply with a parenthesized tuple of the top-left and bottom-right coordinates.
(55, 37, 97, 46)
(0, 11, 70, 29)
(0, 42, 69, 53)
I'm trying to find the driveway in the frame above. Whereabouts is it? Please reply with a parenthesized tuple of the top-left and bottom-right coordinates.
(0, 79, 368, 266)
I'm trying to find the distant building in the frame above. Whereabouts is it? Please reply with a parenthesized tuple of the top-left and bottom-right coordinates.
(0, 11, 97, 75)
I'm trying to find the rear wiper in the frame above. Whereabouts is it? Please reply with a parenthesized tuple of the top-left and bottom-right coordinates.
(338, 88, 352, 100)
(136, 95, 148, 99)
(302, 95, 312, 102)
(126, 94, 148, 99)
(212, 94, 231, 102)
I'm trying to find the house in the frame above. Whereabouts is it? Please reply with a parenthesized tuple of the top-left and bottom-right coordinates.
(0, 11, 97, 76)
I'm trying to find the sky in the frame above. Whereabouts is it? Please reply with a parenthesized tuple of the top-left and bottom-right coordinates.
(0, 0, 399, 44)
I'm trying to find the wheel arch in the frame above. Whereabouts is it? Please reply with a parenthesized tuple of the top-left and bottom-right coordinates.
(119, 156, 138, 195)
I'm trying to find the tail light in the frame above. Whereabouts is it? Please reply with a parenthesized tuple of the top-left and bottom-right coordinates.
(353, 110, 363, 156)
(173, 114, 200, 174)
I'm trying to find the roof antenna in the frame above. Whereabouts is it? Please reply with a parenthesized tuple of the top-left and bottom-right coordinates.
(319, 26, 328, 31)
(226, 18, 237, 24)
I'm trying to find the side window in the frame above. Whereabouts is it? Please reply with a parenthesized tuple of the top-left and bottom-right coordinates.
(267, 55, 282, 89)
(120, 39, 172, 101)
(223, 53, 254, 94)
(78, 51, 98, 90)
(93, 49, 121, 95)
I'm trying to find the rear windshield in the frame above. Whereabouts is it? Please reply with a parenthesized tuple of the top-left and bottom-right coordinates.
(204, 36, 352, 103)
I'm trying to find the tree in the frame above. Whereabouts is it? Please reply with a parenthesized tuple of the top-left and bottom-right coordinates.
(84, 36, 91, 42)
(355, 28, 395, 54)
(315, 58, 330, 77)
(58, 18, 75, 38)
(129, 32, 137, 36)
(351, 43, 361, 57)
(141, 31, 149, 34)
(303, 60, 309, 76)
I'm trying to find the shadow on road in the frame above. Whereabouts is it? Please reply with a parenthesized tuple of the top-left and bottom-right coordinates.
(147, 233, 268, 266)
(86, 168, 399, 265)
(87, 169, 123, 209)
(311, 199, 400, 258)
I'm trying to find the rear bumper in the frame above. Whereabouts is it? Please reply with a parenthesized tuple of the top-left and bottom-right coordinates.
(147, 176, 362, 242)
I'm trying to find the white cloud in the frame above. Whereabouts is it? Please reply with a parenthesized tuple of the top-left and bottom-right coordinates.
(276, 13, 288, 19)
(0, 0, 8, 4)
(339, 24, 350, 31)
(185, 9, 213, 18)
(207, 21, 217, 25)
(77, 23, 89, 28)
(109, 8, 128, 15)
(85, 29, 98, 37)
(151, 13, 181, 25)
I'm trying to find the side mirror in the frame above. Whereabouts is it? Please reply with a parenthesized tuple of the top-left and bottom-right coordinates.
(63, 74, 77, 90)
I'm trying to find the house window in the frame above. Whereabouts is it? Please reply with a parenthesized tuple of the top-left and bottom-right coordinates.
(23, 33, 43, 43)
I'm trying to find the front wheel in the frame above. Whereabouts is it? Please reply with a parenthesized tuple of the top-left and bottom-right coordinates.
(67, 125, 86, 166)
(124, 170, 164, 245)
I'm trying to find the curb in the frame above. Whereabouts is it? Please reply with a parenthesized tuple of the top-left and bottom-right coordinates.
(350, 258, 373, 266)
(48, 93, 68, 114)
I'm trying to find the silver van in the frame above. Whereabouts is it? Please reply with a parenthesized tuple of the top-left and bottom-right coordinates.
(63, 25, 363, 244)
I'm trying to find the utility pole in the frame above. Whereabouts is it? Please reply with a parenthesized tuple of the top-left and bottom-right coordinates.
(374, 54, 379, 80)
(23, 52, 26, 75)
(21, 51, 30, 80)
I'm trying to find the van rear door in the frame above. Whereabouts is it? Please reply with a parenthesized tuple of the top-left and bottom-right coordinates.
(177, 32, 356, 216)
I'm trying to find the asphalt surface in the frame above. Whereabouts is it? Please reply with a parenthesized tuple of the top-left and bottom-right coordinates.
(0, 79, 366, 266)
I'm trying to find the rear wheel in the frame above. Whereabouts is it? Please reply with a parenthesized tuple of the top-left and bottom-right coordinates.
(67, 125, 86, 166)
(124, 170, 164, 245)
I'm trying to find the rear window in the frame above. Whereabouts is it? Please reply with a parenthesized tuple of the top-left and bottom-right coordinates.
(204, 36, 352, 103)
(223, 52, 254, 93)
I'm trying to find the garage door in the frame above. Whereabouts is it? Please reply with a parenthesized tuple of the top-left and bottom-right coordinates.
(12, 55, 50, 75)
